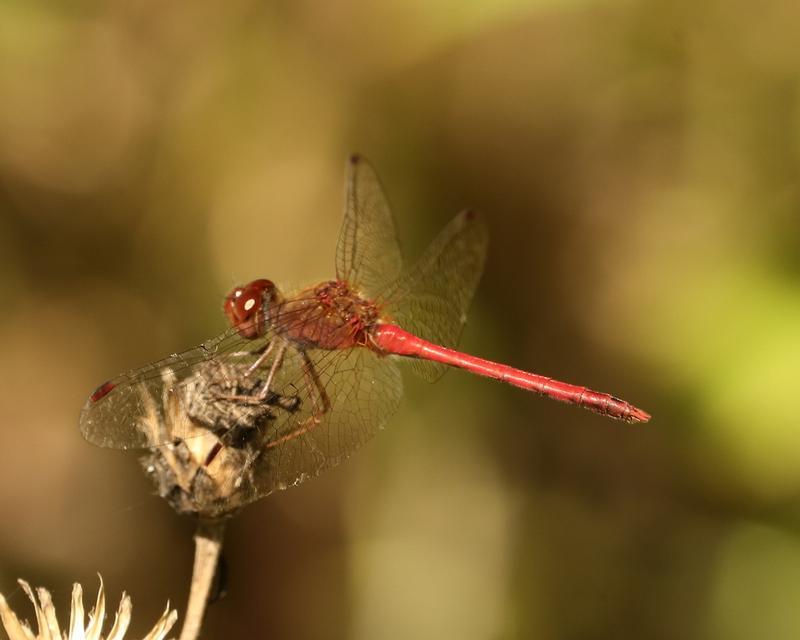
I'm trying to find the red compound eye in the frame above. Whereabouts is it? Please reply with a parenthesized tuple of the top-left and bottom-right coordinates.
(223, 279, 275, 338)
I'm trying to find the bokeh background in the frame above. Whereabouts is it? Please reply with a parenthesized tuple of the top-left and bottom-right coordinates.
(1, 1, 799, 638)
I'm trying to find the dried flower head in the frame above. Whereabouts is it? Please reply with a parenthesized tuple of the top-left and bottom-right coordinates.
(139, 362, 284, 519)
(0, 575, 176, 640)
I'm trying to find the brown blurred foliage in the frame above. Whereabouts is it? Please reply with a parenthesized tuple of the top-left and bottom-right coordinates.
(2, 1, 800, 638)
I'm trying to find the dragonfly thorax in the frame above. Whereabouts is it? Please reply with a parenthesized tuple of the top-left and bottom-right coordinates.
(274, 279, 381, 350)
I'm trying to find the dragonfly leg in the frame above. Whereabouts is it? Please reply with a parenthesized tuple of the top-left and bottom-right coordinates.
(302, 350, 332, 415)
(204, 342, 291, 467)
(254, 340, 287, 400)
(228, 340, 271, 361)
(243, 339, 275, 377)
(225, 368, 316, 484)
(263, 352, 331, 450)
(215, 340, 288, 405)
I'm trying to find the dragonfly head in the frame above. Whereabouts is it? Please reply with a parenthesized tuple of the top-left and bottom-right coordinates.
(224, 279, 280, 339)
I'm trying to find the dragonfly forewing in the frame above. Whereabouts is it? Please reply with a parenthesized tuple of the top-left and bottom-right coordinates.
(79, 328, 268, 449)
(80, 318, 403, 504)
(335, 155, 404, 299)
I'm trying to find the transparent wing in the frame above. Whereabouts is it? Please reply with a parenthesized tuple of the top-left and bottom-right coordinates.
(335, 154, 403, 297)
(381, 210, 489, 382)
(79, 328, 269, 450)
(79, 297, 334, 449)
(247, 345, 402, 500)
(79, 304, 403, 506)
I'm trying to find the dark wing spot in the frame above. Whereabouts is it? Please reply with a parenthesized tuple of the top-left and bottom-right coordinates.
(90, 381, 116, 403)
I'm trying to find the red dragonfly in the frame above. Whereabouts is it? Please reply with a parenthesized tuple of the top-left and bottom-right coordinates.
(81, 155, 649, 498)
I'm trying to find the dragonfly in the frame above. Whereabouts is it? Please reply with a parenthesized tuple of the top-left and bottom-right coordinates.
(80, 155, 649, 503)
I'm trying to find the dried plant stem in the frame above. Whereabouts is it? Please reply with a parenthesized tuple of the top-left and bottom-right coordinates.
(179, 520, 226, 640)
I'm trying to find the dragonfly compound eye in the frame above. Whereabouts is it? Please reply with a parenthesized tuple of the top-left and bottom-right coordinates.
(224, 279, 275, 338)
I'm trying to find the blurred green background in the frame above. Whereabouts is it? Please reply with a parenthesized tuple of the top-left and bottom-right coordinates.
(1, 0, 799, 638)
